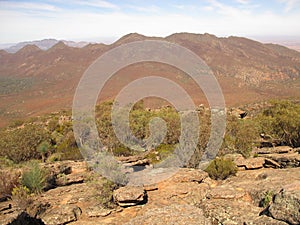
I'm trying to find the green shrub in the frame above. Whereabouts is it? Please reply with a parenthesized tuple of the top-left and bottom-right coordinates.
(222, 115, 259, 158)
(56, 131, 82, 160)
(113, 146, 134, 157)
(97, 179, 117, 208)
(259, 190, 274, 208)
(21, 162, 47, 194)
(0, 124, 51, 163)
(88, 176, 118, 209)
(37, 141, 51, 162)
(205, 157, 238, 180)
(256, 100, 300, 147)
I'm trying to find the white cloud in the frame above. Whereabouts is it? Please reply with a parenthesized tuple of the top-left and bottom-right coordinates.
(206, 0, 251, 16)
(235, 0, 250, 4)
(0, 1, 60, 12)
(127, 5, 161, 13)
(278, 0, 300, 12)
(73, 0, 119, 9)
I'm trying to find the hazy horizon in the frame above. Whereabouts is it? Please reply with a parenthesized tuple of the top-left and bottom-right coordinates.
(1, 0, 300, 44)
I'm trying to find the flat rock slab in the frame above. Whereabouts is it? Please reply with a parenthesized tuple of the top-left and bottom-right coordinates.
(124, 204, 212, 225)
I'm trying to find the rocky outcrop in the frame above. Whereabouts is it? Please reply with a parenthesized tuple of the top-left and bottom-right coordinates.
(113, 186, 146, 207)
(1, 159, 300, 224)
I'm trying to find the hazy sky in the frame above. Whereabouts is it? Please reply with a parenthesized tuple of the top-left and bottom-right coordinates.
(0, 0, 300, 44)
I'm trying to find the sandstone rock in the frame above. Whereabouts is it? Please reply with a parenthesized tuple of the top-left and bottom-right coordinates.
(254, 146, 293, 154)
(268, 187, 300, 225)
(169, 168, 208, 183)
(40, 204, 82, 225)
(143, 183, 158, 191)
(85, 205, 112, 217)
(264, 158, 281, 168)
(229, 154, 265, 169)
(207, 186, 246, 200)
(124, 204, 212, 225)
(0, 202, 21, 225)
(6, 212, 45, 225)
(113, 186, 146, 207)
(56, 173, 85, 186)
(202, 198, 287, 225)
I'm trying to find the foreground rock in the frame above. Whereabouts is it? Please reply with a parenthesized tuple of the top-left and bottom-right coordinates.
(268, 184, 300, 225)
(113, 186, 146, 207)
(40, 204, 82, 225)
(125, 204, 212, 225)
(1, 159, 300, 224)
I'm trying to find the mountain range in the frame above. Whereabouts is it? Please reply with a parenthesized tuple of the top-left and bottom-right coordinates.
(1, 39, 90, 53)
(0, 33, 300, 127)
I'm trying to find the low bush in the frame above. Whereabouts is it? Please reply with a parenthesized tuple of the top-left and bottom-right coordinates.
(11, 186, 32, 209)
(205, 157, 238, 180)
(0, 169, 20, 201)
(88, 176, 118, 209)
(21, 162, 47, 194)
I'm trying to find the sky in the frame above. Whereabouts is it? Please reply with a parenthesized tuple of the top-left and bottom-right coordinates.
(0, 0, 300, 44)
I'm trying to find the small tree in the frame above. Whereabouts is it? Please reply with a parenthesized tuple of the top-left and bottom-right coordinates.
(37, 141, 51, 162)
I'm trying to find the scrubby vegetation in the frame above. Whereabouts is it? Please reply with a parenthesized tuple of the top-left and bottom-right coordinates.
(0, 169, 20, 200)
(256, 100, 300, 147)
(21, 162, 48, 194)
(87, 175, 118, 209)
(0, 99, 298, 169)
(204, 157, 238, 180)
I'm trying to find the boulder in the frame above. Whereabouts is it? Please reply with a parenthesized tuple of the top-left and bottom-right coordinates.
(268, 186, 300, 225)
(40, 204, 82, 225)
(113, 186, 146, 207)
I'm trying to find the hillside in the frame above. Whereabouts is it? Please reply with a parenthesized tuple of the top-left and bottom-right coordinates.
(0, 33, 300, 127)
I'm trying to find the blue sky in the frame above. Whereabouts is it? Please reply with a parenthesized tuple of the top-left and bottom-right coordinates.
(0, 0, 300, 44)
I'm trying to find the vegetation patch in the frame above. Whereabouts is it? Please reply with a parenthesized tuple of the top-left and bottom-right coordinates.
(205, 157, 238, 180)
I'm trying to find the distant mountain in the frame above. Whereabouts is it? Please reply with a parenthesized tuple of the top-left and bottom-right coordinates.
(3, 39, 90, 53)
(0, 33, 299, 127)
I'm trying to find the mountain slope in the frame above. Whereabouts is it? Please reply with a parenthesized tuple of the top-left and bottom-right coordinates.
(0, 33, 299, 127)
